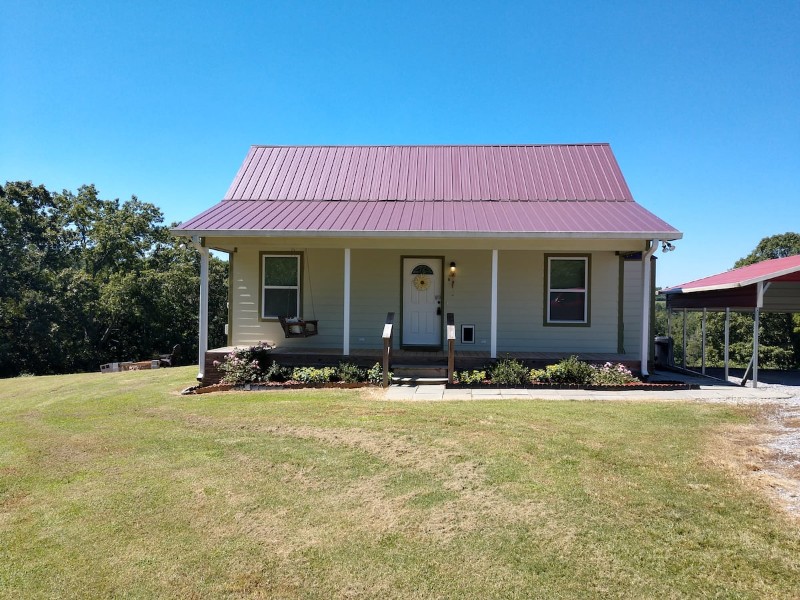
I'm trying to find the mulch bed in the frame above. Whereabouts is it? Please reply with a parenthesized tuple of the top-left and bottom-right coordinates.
(185, 380, 697, 395)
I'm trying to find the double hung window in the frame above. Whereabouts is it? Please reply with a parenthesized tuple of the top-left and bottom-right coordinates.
(546, 256, 589, 324)
(261, 253, 301, 319)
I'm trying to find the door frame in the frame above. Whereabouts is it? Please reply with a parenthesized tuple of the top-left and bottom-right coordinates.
(400, 255, 445, 349)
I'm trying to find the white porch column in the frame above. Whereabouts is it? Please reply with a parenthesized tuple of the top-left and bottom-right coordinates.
(343, 248, 351, 356)
(490, 249, 498, 359)
(197, 243, 209, 381)
(640, 241, 658, 377)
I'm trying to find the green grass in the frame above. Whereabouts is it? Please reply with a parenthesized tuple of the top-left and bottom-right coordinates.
(1, 367, 798, 598)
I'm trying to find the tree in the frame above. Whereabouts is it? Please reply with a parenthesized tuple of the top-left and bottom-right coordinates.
(0, 181, 228, 377)
(735, 232, 800, 267)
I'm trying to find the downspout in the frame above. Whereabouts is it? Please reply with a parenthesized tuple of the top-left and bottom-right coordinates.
(640, 240, 659, 379)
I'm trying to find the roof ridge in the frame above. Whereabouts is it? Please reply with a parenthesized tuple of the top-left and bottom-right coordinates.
(248, 143, 612, 149)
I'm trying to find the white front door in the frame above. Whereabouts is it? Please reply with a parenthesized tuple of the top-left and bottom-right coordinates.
(402, 258, 442, 346)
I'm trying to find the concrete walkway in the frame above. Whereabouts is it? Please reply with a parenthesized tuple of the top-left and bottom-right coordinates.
(383, 385, 798, 403)
(384, 369, 800, 405)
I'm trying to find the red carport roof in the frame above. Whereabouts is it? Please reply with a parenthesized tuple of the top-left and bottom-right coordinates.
(662, 255, 800, 294)
(173, 144, 682, 238)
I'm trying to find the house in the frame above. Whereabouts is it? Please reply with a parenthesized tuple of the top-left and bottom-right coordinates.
(172, 144, 681, 384)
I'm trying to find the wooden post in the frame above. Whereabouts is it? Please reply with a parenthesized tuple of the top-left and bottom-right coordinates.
(382, 312, 394, 388)
(447, 313, 455, 384)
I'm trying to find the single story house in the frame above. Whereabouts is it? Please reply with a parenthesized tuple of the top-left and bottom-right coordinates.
(172, 144, 681, 384)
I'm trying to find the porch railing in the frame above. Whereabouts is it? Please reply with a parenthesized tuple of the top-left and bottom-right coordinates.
(447, 312, 455, 384)
(382, 312, 394, 388)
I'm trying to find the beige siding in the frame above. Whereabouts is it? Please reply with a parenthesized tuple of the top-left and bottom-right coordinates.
(231, 246, 343, 348)
(224, 237, 642, 355)
(623, 259, 644, 357)
(496, 251, 620, 353)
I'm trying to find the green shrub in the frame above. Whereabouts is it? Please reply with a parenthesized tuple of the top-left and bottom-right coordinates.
(531, 356, 594, 385)
(366, 362, 390, 385)
(591, 362, 639, 385)
(490, 356, 529, 386)
(453, 369, 488, 385)
(219, 342, 273, 384)
(265, 360, 292, 382)
(291, 366, 336, 384)
(337, 362, 366, 383)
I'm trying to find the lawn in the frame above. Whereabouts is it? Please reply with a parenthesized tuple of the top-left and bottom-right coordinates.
(1, 368, 798, 598)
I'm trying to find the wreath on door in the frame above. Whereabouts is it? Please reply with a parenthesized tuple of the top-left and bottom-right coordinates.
(413, 274, 431, 291)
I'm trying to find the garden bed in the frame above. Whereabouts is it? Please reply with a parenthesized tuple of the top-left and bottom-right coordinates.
(446, 381, 697, 391)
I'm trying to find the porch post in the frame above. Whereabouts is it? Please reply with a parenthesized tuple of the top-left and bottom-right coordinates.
(343, 248, 351, 356)
(724, 307, 730, 382)
(490, 249, 498, 359)
(197, 243, 209, 382)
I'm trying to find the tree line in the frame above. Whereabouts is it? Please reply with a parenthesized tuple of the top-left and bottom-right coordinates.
(0, 181, 227, 378)
(655, 233, 800, 370)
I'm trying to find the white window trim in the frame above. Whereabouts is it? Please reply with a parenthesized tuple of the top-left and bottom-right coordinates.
(546, 256, 589, 324)
(262, 253, 301, 320)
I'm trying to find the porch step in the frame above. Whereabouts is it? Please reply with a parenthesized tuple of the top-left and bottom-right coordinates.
(392, 377, 449, 386)
(391, 364, 448, 379)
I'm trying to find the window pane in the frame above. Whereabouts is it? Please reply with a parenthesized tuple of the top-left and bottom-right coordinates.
(550, 259, 585, 290)
(264, 289, 298, 318)
(549, 292, 585, 322)
(264, 256, 298, 286)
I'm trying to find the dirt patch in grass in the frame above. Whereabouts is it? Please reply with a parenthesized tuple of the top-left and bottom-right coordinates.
(707, 405, 800, 519)
(174, 413, 551, 540)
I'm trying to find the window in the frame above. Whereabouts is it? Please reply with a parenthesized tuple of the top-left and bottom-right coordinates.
(546, 256, 589, 324)
(261, 253, 301, 319)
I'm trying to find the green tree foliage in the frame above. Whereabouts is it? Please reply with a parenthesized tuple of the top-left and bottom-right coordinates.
(656, 232, 800, 370)
(0, 181, 227, 377)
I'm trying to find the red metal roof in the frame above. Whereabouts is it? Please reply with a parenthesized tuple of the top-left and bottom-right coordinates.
(176, 199, 677, 237)
(224, 144, 634, 202)
(174, 144, 681, 238)
(662, 255, 800, 294)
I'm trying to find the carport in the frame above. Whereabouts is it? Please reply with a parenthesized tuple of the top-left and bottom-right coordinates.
(660, 255, 800, 387)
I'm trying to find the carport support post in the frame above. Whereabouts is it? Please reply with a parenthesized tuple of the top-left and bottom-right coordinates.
(682, 309, 687, 369)
(752, 280, 764, 389)
(701, 308, 707, 375)
(724, 308, 730, 382)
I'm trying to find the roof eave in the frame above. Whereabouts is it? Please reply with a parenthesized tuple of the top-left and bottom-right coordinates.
(169, 228, 683, 240)
(662, 263, 800, 295)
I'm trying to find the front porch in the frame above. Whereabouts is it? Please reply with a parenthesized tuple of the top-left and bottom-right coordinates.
(202, 344, 638, 385)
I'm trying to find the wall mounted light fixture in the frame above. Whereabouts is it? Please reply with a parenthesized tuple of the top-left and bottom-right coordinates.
(448, 261, 456, 288)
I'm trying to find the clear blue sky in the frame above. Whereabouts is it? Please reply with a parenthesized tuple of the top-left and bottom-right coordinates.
(2, 0, 798, 287)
